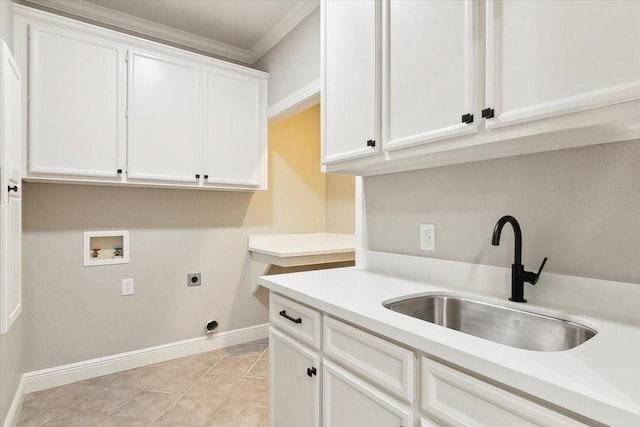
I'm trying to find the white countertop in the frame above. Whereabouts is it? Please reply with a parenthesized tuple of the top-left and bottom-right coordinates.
(258, 256, 640, 425)
(248, 233, 355, 258)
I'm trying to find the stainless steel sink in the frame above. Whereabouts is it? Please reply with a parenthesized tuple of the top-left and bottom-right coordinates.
(383, 294, 596, 351)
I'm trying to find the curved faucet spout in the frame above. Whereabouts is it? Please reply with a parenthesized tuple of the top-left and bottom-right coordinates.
(491, 215, 522, 266)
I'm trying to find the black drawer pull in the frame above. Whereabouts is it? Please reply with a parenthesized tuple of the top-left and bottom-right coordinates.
(7, 185, 18, 192)
(279, 310, 302, 324)
(307, 366, 317, 377)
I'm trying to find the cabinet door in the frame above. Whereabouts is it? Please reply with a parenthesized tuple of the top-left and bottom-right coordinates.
(128, 50, 200, 183)
(1, 42, 22, 334)
(323, 360, 413, 427)
(270, 327, 320, 427)
(29, 23, 125, 178)
(485, 0, 640, 128)
(384, 0, 477, 151)
(203, 68, 266, 188)
(322, 0, 380, 164)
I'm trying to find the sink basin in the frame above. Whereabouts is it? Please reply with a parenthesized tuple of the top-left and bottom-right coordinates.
(383, 294, 596, 351)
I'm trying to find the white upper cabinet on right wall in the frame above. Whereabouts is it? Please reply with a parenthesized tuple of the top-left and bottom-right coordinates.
(485, 0, 640, 128)
(322, 0, 381, 165)
(322, 0, 640, 176)
(384, 0, 477, 151)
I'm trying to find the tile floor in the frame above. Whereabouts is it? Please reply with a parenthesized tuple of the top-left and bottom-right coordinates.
(17, 339, 269, 427)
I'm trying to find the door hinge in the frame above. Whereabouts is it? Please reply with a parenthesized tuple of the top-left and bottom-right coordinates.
(366, 139, 376, 148)
(461, 113, 474, 124)
(482, 107, 495, 119)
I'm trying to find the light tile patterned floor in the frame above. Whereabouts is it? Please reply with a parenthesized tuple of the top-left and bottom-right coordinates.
(17, 339, 269, 427)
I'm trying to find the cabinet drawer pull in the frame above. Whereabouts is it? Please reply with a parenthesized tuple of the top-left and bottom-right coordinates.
(279, 310, 302, 324)
(307, 366, 317, 377)
(7, 185, 18, 192)
(482, 107, 495, 119)
(117, 169, 123, 174)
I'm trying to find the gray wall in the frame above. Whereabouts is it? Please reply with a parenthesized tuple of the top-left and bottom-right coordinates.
(0, 2, 24, 425)
(22, 105, 349, 371)
(364, 140, 640, 284)
(254, 7, 320, 107)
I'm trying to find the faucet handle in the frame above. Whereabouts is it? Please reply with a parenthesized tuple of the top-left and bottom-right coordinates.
(529, 257, 548, 285)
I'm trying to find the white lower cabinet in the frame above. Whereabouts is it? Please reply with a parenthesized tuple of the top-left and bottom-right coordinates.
(421, 358, 585, 427)
(323, 360, 413, 427)
(269, 326, 320, 427)
(269, 292, 592, 427)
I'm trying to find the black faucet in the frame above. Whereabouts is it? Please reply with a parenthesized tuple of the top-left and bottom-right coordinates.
(491, 215, 547, 302)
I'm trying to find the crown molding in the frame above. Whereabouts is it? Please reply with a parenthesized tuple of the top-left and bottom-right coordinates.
(249, 0, 319, 63)
(22, 0, 254, 63)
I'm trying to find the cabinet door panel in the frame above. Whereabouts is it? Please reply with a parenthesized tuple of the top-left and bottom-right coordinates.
(385, 0, 476, 150)
(322, 0, 380, 164)
(270, 327, 320, 427)
(29, 24, 125, 177)
(128, 50, 200, 182)
(323, 360, 413, 427)
(204, 69, 265, 187)
(486, 0, 640, 128)
(1, 42, 22, 334)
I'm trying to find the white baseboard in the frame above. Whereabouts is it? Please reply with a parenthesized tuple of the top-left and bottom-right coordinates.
(24, 323, 268, 394)
(3, 375, 25, 427)
(267, 78, 320, 122)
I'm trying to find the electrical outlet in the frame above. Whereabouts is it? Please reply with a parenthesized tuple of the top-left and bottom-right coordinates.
(188, 273, 201, 287)
(121, 278, 134, 296)
(420, 224, 435, 251)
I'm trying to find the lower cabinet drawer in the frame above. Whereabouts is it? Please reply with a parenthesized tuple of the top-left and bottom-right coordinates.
(323, 359, 414, 427)
(270, 292, 321, 349)
(421, 358, 586, 426)
(323, 316, 415, 402)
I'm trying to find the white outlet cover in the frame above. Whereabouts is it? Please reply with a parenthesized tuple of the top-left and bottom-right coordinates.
(420, 224, 435, 251)
(122, 278, 134, 296)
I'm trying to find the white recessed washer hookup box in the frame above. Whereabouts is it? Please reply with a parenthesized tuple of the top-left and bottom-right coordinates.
(83, 231, 130, 267)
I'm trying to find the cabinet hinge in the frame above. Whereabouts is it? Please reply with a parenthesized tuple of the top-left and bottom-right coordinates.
(482, 108, 495, 119)
(461, 113, 474, 124)
(366, 139, 376, 148)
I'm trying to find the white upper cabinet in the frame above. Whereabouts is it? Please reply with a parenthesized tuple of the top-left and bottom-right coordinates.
(14, 5, 268, 190)
(28, 22, 126, 178)
(322, 0, 640, 175)
(1, 41, 22, 334)
(127, 50, 200, 183)
(203, 67, 266, 188)
(384, 0, 477, 151)
(322, 0, 380, 164)
(485, 0, 640, 128)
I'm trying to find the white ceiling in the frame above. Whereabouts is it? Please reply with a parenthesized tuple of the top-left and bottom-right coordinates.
(25, 0, 319, 63)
